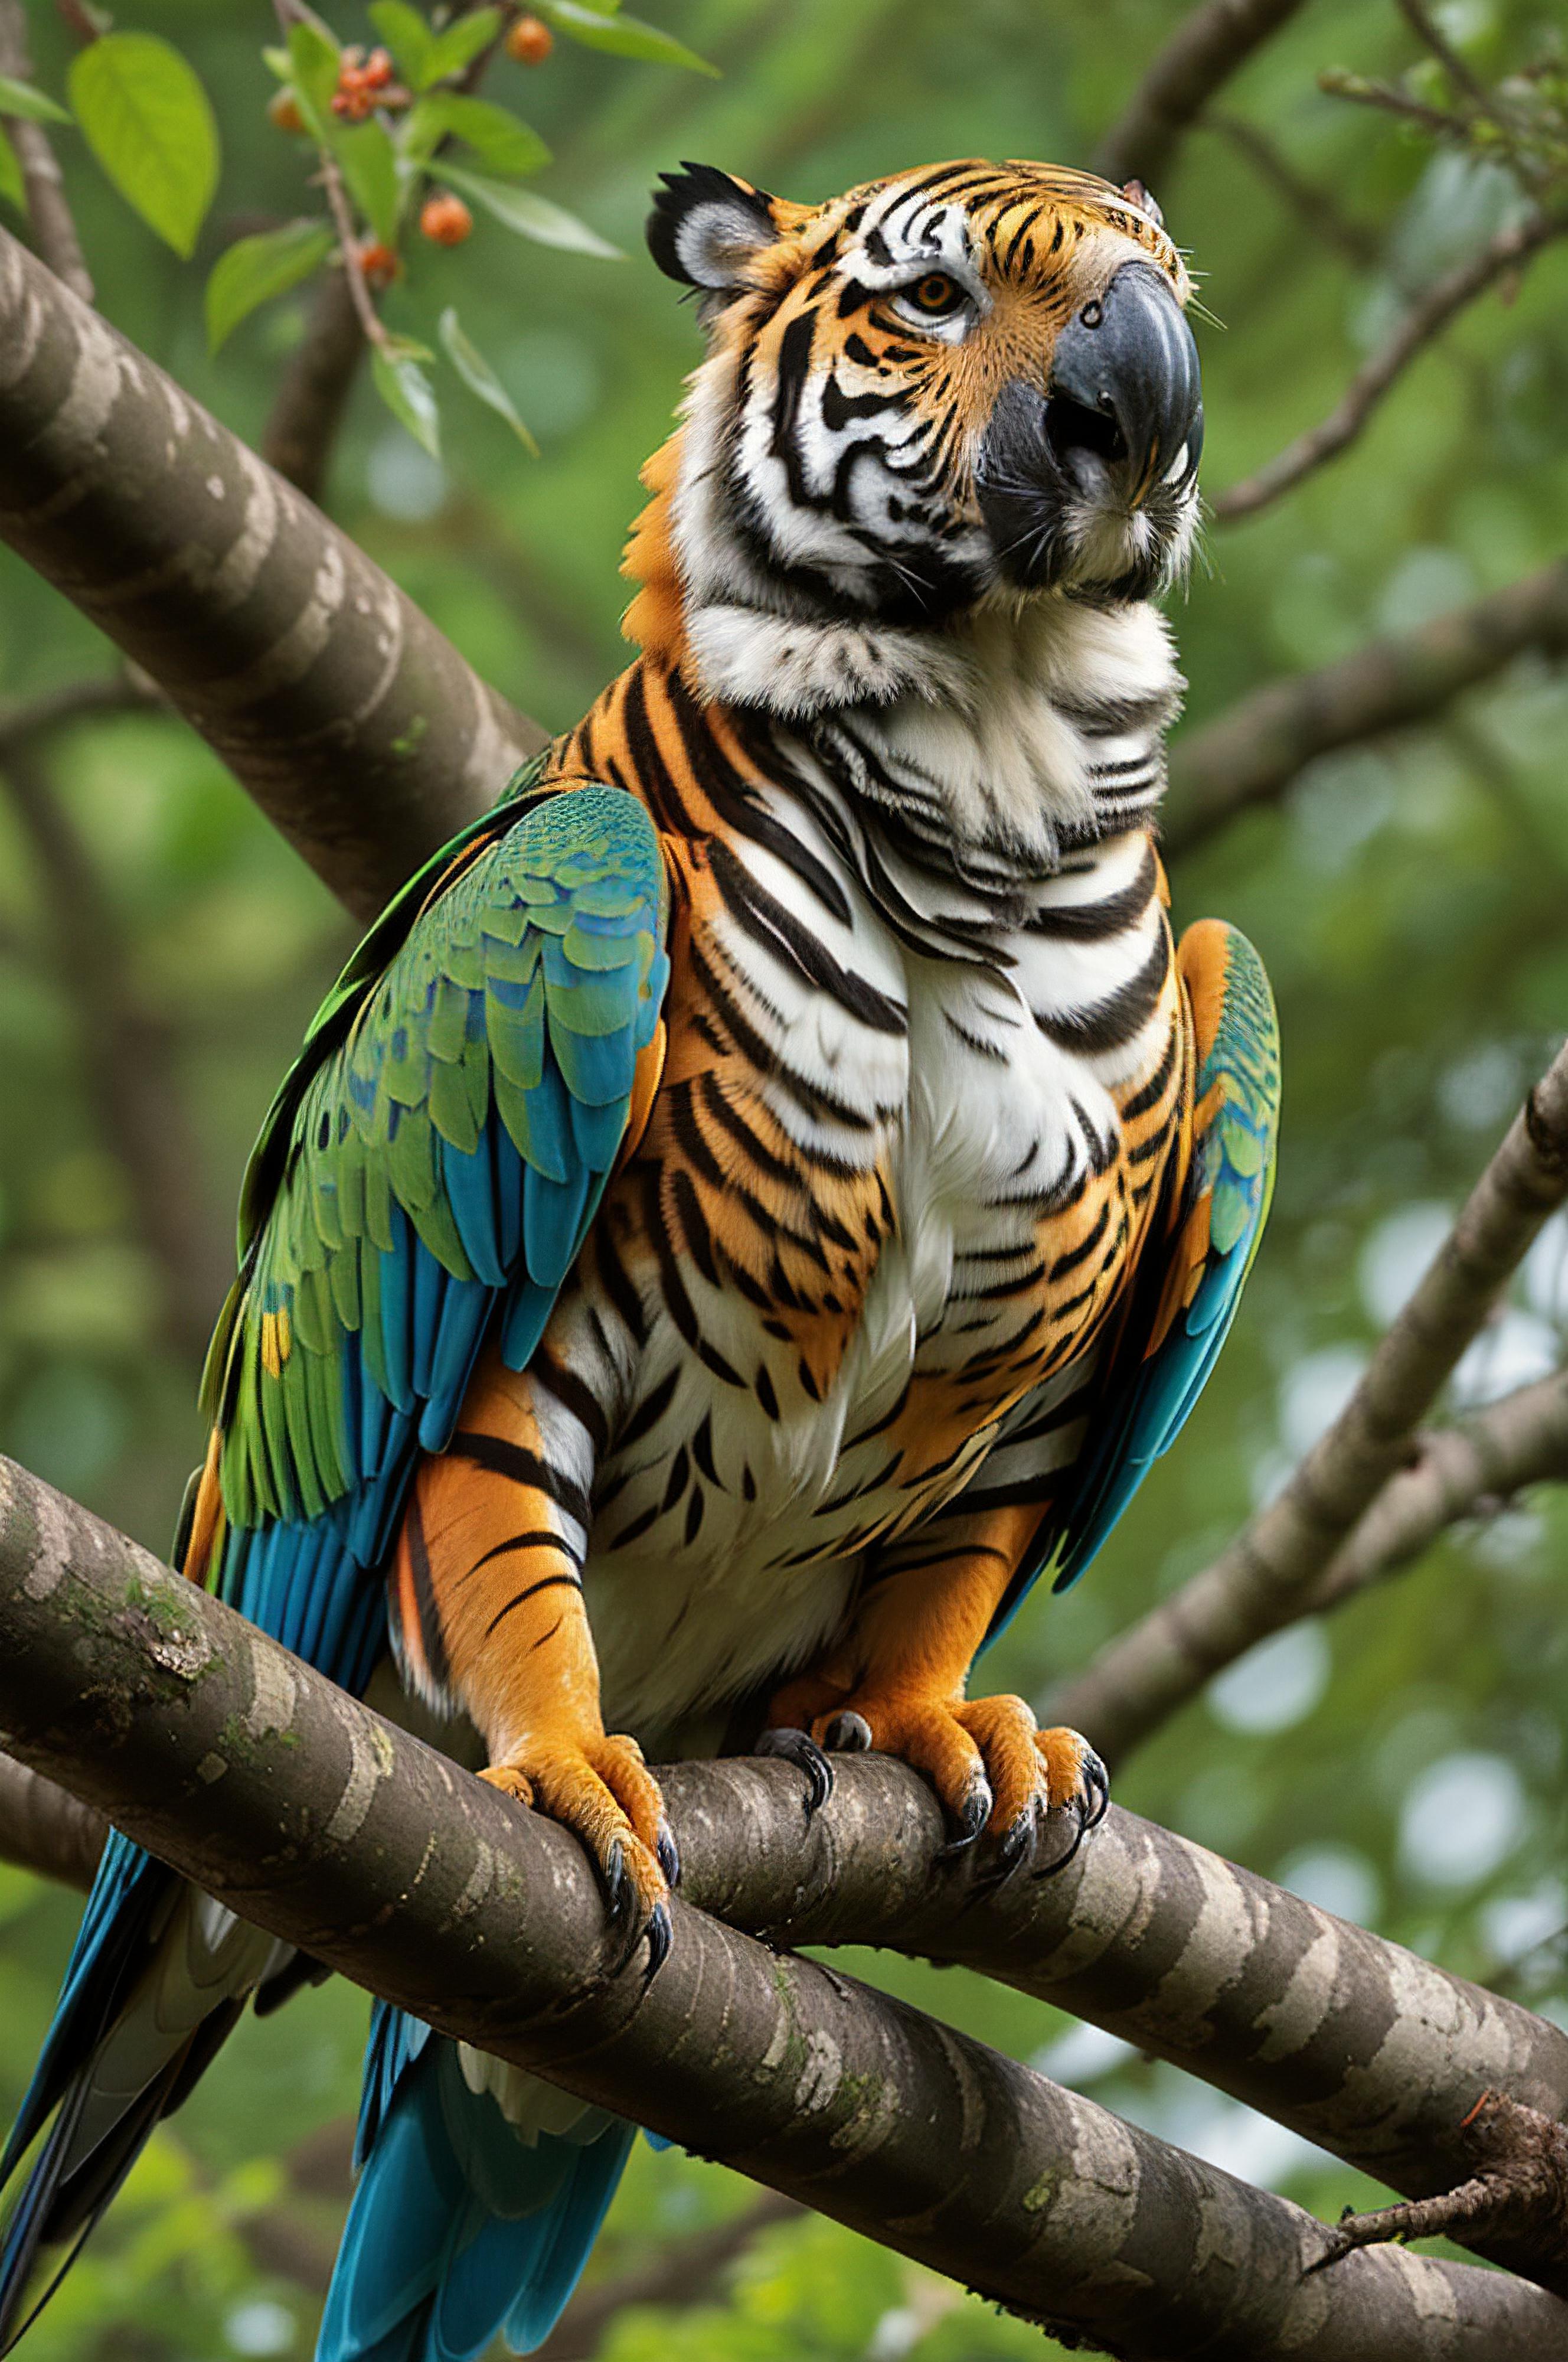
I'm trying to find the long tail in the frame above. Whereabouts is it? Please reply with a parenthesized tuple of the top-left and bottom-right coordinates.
(0, 1834, 294, 2350)
(321, 2007, 633, 2362)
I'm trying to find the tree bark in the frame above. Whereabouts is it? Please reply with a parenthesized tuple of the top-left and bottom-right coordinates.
(0, 226, 543, 923)
(2, 1456, 1568, 2357)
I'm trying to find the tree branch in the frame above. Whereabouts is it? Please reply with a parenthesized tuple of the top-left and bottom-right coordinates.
(1213, 211, 1568, 523)
(7, 1462, 1568, 2325)
(0, 224, 545, 923)
(259, 264, 365, 505)
(1205, 113, 1382, 266)
(1, 738, 232, 1365)
(1047, 1041, 1568, 1764)
(1090, 0, 1314, 193)
(0, 0, 94, 305)
(1309, 1365, 1568, 1612)
(1164, 557, 1568, 856)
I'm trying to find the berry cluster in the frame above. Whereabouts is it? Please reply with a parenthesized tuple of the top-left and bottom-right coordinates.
(331, 46, 409, 121)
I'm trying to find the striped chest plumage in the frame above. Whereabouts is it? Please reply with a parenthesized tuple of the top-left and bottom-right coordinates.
(543, 631, 1190, 1747)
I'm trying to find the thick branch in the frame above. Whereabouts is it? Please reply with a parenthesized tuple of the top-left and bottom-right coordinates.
(12, 1724, 1568, 2292)
(1213, 212, 1568, 522)
(0, 225, 545, 922)
(1090, 0, 1312, 191)
(0, 1462, 1561, 2359)
(1047, 1044, 1568, 1763)
(1164, 558, 1568, 856)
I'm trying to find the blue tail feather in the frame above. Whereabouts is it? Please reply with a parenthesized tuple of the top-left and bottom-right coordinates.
(322, 2020, 633, 2362)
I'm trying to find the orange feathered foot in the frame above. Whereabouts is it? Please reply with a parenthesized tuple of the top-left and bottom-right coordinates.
(480, 1729, 676, 1975)
(393, 1352, 677, 1976)
(766, 1668, 1108, 1876)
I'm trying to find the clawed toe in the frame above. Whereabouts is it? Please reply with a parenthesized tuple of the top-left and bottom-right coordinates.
(756, 1725, 836, 1818)
(480, 1733, 674, 1979)
(936, 1773, 993, 1858)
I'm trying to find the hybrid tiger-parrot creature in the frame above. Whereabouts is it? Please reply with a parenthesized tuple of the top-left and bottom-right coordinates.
(0, 155, 1280, 2360)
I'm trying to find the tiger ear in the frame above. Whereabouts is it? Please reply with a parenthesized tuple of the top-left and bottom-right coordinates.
(646, 162, 780, 292)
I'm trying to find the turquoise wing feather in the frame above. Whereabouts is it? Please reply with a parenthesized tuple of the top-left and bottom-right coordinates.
(985, 921, 1280, 1643)
(205, 770, 670, 1553)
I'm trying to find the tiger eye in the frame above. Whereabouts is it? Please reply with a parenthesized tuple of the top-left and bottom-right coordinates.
(911, 272, 958, 312)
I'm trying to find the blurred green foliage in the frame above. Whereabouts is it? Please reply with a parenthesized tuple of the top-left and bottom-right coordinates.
(2, 0, 1567, 2355)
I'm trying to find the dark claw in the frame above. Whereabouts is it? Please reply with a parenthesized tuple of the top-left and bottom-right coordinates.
(936, 1775, 993, 1859)
(1079, 1747, 1110, 1831)
(602, 1838, 635, 1931)
(656, 1819, 682, 1890)
(1031, 1803, 1089, 1881)
(991, 1809, 1037, 1881)
(823, 1710, 873, 1754)
(643, 1901, 673, 1984)
(756, 1727, 835, 1819)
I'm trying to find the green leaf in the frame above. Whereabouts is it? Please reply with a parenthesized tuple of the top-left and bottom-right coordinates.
(432, 161, 622, 257)
(287, 19, 342, 116)
(367, 1, 436, 87)
(333, 120, 402, 246)
(531, 0, 717, 74)
(439, 306, 539, 454)
(420, 7, 504, 88)
(205, 219, 334, 354)
(403, 93, 548, 177)
(0, 125, 22, 212)
(372, 339, 442, 456)
(67, 33, 220, 259)
(0, 76, 73, 126)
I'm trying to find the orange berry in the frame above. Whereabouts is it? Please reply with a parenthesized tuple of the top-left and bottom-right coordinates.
(362, 47, 394, 88)
(267, 87, 305, 135)
(357, 240, 401, 289)
(420, 193, 473, 246)
(505, 14, 553, 64)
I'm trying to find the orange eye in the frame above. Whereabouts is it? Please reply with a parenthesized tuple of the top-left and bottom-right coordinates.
(905, 271, 962, 315)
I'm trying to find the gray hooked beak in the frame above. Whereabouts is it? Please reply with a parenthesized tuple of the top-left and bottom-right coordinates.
(1046, 260, 1203, 501)
(975, 260, 1203, 597)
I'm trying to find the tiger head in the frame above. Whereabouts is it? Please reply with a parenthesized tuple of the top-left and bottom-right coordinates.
(623, 158, 1203, 718)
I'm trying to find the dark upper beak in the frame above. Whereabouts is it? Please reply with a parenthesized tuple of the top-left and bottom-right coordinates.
(1043, 260, 1203, 501)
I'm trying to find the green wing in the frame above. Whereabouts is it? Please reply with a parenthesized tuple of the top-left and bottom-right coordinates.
(202, 769, 670, 1565)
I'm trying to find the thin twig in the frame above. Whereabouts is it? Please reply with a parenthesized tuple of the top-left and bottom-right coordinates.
(0, 0, 93, 302)
(1394, 0, 1492, 114)
(1214, 209, 1568, 521)
(1091, 0, 1314, 193)
(1318, 70, 1475, 146)
(1206, 112, 1383, 266)
(1045, 1039, 1568, 1764)
(1309, 1367, 1568, 1613)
